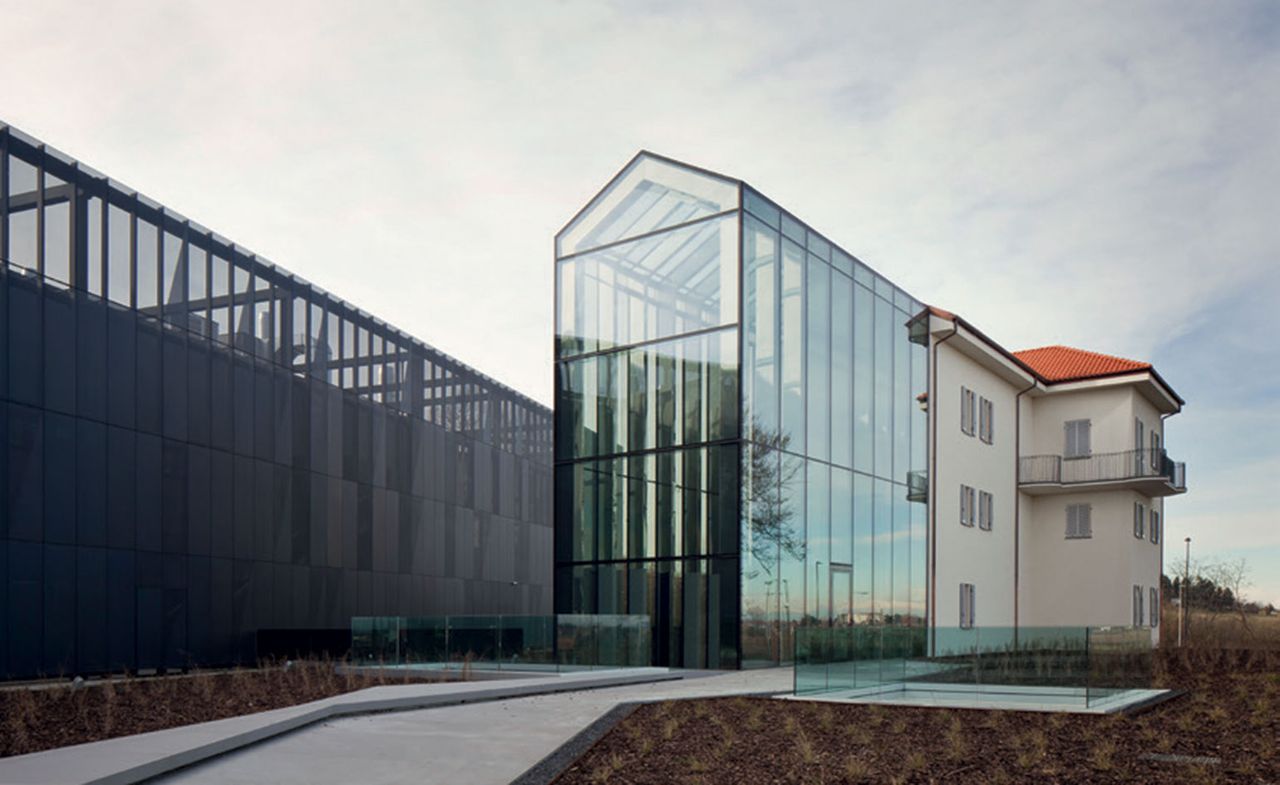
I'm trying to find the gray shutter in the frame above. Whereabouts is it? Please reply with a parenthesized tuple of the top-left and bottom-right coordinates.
(1082, 505, 1092, 537)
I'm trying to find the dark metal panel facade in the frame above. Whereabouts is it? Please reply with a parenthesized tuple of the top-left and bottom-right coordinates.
(0, 122, 553, 678)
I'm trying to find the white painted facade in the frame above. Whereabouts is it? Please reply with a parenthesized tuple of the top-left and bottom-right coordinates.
(919, 311, 1183, 647)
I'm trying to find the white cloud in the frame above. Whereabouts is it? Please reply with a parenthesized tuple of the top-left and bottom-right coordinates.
(3, 0, 1277, 593)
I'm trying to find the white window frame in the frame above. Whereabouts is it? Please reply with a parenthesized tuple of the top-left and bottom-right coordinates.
(961, 387, 976, 436)
(1134, 501, 1145, 539)
(960, 485, 976, 527)
(1150, 508, 1160, 544)
(1066, 503, 1092, 539)
(978, 490, 993, 531)
(1064, 419, 1091, 458)
(960, 583, 976, 629)
(1150, 587, 1159, 628)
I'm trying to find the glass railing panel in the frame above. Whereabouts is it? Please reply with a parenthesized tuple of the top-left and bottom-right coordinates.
(403, 616, 448, 664)
(1086, 626, 1154, 707)
(446, 615, 501, 665)
(794, 626, 830, 695)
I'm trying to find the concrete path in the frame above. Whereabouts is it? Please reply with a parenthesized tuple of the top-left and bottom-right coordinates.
(152, 668, 793, 785)
(0, 669, 682, 785)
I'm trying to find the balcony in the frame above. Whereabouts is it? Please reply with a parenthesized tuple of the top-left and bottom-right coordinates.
(1019, 449, 1187, 497)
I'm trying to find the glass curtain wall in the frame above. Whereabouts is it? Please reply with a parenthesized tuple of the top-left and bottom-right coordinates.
(0, 123, 554, 679)
(740, 186, 928, 669)
(554, 154, 741, 668)
(555, 153, 928, 670)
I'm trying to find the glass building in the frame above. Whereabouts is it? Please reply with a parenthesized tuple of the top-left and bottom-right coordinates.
(554, 153, 927, 669)
(0, 121, 552, 679)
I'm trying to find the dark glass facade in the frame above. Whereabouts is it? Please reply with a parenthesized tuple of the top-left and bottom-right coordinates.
(0, 122, 552, 679)
(554, 153, 927, 669)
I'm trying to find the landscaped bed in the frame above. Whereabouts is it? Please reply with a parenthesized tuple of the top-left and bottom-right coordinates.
(553, 649, 1279, 784)
(0, 661, 448, 758)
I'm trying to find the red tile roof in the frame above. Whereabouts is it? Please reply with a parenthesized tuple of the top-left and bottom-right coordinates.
(1013, 345, 1151, 383)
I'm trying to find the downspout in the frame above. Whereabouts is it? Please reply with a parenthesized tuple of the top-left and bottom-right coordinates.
(1157, 410, 1175, 645)
(929, 321, 958, 656)
(1013, 376, 1037, 640)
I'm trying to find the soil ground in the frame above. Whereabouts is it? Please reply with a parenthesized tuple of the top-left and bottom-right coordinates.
(554, 649, 1280, 785)
(0, 661, 446, 758)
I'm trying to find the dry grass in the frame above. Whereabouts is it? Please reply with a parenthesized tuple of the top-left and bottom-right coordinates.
(0, 659, 448, 758)
(557, 648, 1280, 785)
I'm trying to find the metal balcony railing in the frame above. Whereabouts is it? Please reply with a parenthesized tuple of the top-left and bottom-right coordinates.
(1019, 448, 1186, 491)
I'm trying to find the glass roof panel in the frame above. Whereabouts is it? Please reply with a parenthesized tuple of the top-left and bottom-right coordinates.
(556, 153, 739, 258)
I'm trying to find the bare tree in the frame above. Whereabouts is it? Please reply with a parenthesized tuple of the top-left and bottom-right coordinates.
(1202, 557, 1254, 631)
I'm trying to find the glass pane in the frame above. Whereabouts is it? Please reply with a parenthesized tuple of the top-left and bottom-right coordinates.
(211, 255, 231, 344)
(780, 239, 805, 453)
(555, 213, 738, 358)
(187, 243, 208, 333)
(162, 230, 185, 324)
(44, 198, 71, 285)
(7, 154, 38, 272)
(743, 215, 778, 444)
(853, 474, 873, 621)
(107, 204, 131, 306)
(806, 462, 830, 622)
(853, 283, 873, 472)
(232, 263, 251, 340)
(557, 153, 739, 257)
(136, 219, 159, 310)
(873, 478, 892, 620)
(87, 195, 103, 296)
(831, 271, 853, 467)
(874, 294, 894, 479)
(806, 255, 830, 461)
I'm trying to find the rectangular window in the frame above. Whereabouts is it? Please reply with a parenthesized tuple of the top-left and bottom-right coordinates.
(1065, 419, 1091, 458)
(1151, 431, 1162, 473)
(1133, 585, 1144, 627)
(979, 397, 994, 444)
(959, 485, 976, 527)
(960, 387, 976, 436)
(1135, 418, 1146, 474)
(1133, 501, 1145, 539)
(1150, 587, 1159, 627)
(978, 490, 993, 531)
(1066, 504, 1092, 539)
(959, 583, 976, 629)
(1150, 509, 1160, 544)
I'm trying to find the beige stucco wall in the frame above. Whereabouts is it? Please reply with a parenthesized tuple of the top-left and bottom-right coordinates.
(932, 340, 1021, 629)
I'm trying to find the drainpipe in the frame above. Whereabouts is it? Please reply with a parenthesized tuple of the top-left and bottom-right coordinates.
(929, 319, 958, 656)
(1013, 375, 1037, 641)
(1159, 410, 1174, 645)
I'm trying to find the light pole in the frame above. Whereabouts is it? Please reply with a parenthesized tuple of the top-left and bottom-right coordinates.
(1179, 536, 1191, 647)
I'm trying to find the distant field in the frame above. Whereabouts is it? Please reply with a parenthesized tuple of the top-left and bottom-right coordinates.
(1163, 607, 1280, 649)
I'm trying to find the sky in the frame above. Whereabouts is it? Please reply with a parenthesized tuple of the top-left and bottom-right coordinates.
(2, 1, 1277, 604)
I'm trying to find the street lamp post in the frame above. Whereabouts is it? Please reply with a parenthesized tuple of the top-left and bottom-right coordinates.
(1179, 536, 1191, 647)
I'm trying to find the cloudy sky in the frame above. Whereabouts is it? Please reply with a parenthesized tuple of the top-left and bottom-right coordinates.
(3, 1, 1277, 603)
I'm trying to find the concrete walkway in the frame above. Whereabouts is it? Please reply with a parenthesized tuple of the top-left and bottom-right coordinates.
(151, 668, 793, 785)
(0, 668, 683, 785)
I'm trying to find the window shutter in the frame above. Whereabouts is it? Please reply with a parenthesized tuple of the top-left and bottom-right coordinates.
(1066, 505, 1076, 538)
(1151, 510, 1160, 543)
(1080, 421, 1091, 456)
(1081, 505, 1092, 537)
(1150, 588, 1159, 627)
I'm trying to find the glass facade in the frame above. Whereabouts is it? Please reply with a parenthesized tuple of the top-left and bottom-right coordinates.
(554, 153, 928, 669)
(0, 122, 553, 679)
